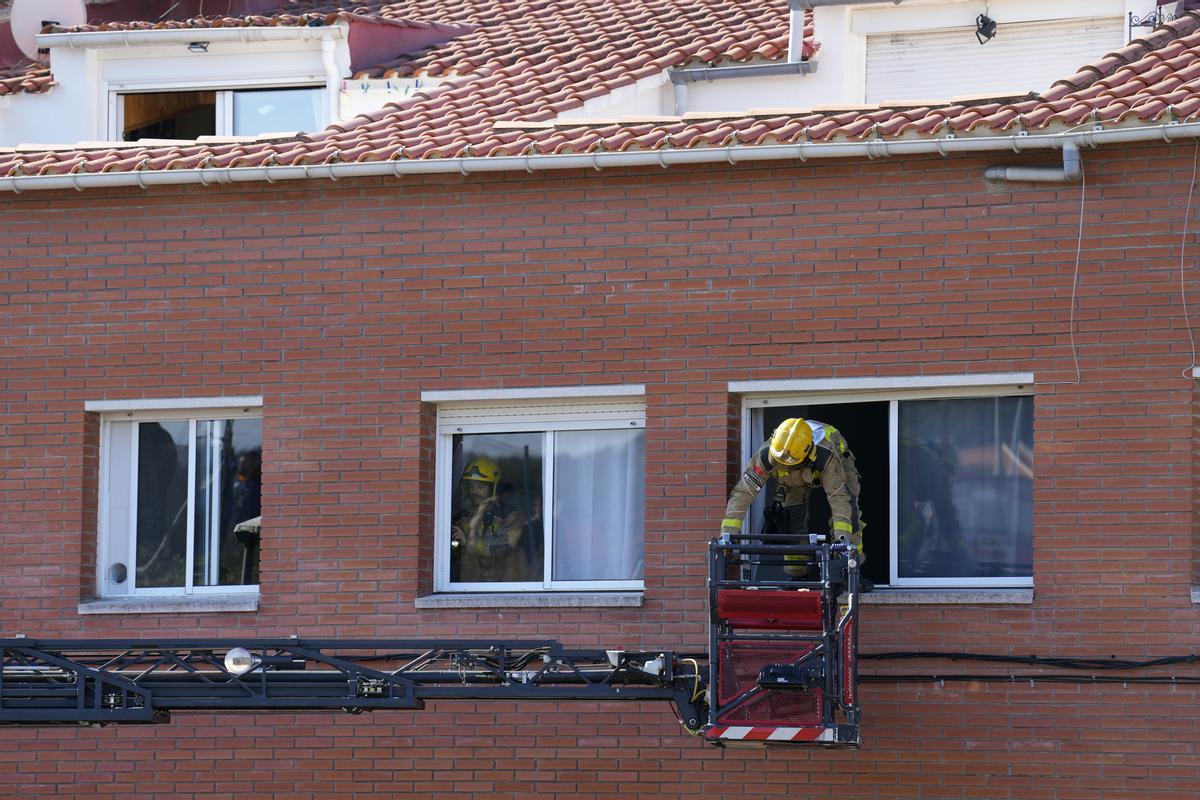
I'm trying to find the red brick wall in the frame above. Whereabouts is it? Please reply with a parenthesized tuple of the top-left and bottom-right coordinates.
(2, 143, 1199, 798)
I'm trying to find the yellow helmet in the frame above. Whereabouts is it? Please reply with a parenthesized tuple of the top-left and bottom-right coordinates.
(768, 418, 814, 466)
(461, 457, 501, 485)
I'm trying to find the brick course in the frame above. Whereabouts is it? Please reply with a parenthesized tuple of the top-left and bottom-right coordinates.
(1, 143, 1199, 798)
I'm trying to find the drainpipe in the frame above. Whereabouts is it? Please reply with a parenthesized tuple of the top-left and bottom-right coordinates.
(788, 0, 805, 63)
(673, 83, 688, 116)
(983, 141, 1082, 183)
(321, 38, 341, 126)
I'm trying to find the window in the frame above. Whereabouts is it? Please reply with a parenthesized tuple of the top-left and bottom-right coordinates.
(738, 377, 1033, 589)
(118, 87, 323, 140)
(230, 89, 325, 137)
(96, 402, 262, 598)
(431, 391, 646, 592)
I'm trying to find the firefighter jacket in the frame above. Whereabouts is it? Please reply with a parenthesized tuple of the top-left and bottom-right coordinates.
(721, 420, 864, 556)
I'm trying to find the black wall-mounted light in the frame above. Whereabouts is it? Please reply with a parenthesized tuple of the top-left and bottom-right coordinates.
(187, 41, 209, 53)
(976, 14, 997, 45)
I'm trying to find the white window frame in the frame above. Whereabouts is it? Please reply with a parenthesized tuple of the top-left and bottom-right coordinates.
(427, 387, 647, 593)
(732, 374, 1034, 590)
(109, 81, 325, 140)
(90, 397, 262, 599)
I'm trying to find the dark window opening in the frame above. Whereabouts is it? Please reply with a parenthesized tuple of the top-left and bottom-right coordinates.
(762, 403, 891, 587)
(123, 92, 216, 141)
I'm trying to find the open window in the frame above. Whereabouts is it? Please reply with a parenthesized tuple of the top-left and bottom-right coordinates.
(96, 402, 262, 598)
(432, 392, 646, 592)
(741, 378, 1033, 589)
(118, 87, 324, 140)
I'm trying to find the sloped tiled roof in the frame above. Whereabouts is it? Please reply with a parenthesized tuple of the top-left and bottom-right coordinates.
(4, 2, 1200, 182)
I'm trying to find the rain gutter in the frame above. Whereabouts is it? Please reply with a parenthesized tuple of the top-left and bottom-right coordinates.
(2, 121, 1198, 193)
(669, 61, 817, 84)
(800, 0, 908, 8)
(36, 25, 346, 50)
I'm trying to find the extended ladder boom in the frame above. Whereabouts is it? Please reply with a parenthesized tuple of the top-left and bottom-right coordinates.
(1, 537, 860, 748)
(0, 638, 707, 730)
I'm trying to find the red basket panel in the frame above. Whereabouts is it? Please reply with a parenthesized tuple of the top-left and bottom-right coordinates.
(716, 589, 824, 630)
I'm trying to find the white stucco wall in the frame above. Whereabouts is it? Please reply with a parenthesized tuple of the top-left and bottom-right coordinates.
(339, 77, 450, 122)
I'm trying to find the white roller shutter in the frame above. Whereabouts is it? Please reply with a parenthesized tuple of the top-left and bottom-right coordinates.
(866, 16, 1124, 104)
(436, 395, 645, 433)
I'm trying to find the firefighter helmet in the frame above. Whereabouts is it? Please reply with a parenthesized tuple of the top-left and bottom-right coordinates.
(461, 457, 501, 485)
(768, 418, 814, 466)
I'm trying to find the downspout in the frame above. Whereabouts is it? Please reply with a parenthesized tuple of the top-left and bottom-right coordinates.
(984, 141, 1082, 183)
(321, 38, 341, 127)
(788, 0, 804, 63)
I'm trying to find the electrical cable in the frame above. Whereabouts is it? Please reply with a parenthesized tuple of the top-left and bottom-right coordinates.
(1068, 162, 1087, 383)
(1179, 138, 1199, 377)
(860, 651, 1198, 670)
(861, 673, 1200, 686)
(857, 650, 1200, 686)
(682, 657, 704, 702)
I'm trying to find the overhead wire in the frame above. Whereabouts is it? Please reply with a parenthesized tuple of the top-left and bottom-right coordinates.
(860, 651, 1199, 670)
(1178, 138, 1199, 377)
(862, 673, 1200, 685)
(858, 650, 1200, 686)
(1068, 161, 1086, 383)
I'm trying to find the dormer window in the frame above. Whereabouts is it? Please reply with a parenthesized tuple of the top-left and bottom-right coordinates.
(118, 87, 324, 141)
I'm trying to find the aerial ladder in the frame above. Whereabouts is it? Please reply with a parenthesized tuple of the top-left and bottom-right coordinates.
(0, 535, 861, 748)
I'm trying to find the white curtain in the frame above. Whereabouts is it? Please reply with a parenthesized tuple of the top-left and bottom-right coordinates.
(552, 429, 644, 581)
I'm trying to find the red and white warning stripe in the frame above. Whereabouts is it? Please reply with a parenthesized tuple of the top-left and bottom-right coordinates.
(705, 725, 835, 743)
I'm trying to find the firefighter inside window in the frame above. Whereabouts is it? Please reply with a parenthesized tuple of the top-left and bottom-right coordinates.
(450, 457, 539, 583)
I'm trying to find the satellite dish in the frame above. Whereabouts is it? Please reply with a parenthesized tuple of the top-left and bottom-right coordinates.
(10, 0, 88, 61)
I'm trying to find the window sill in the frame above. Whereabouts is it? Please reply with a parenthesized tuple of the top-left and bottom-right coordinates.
(415, 592, 644, 609)
(78, 594, 259, 615)
(861, 588, 1033, 605)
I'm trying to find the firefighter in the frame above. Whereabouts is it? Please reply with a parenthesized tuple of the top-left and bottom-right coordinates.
(721, 418, 867, 585)
(451, 457, 526, 582)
